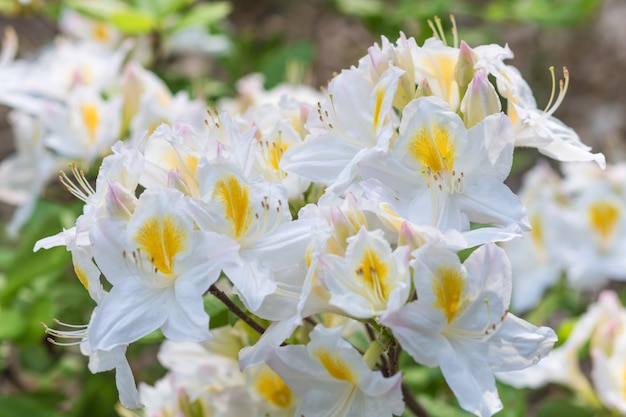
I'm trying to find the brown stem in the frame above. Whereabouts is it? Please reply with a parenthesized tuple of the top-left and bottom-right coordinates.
(388, 340, 400, 376)
(402, 382, 431, 417)
(208, 284, 266, 335)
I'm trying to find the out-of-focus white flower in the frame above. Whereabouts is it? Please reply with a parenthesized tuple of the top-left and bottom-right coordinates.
(0, 111, 59, 235)
(42, 87, 122, 166)
(497, 291, 626, 410)
(501, 162, 567, 312)
(59, 8, 122, 49)
(562, 178, 626, 288)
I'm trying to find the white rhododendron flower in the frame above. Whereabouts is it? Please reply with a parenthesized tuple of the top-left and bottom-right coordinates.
(359, 96, 527, 234)
(319, 227, 411, 319)
(382, 243, 557, 416)
(88, 188, 239, 349)
(265, 325, 404, 417)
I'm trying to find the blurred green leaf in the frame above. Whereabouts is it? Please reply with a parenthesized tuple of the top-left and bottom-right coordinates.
(63, 0, 132, 20)
(485, 0, 601, 26)
(0, 394, 64, 417)
(1, 246, 68, 306)
(535, 398, 595, 417)
(335, 0, 384, 17)
(151, 0, 195, 18)
(70, 372, 120, 417)
(0, 306, 25, 340)
(259, 41, 314, 88)
(415, 394, 473, 417)
(111, 9, 158, 34)
(171, 2, 232, 32)
(205, 294, 229, 329)
(19, 342, 55, 373)
(18, 296, 56, 345)
(496, 381, 528, 417)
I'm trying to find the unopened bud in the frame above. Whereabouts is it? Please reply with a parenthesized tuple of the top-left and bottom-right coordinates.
(415, 77, 433, 99)
(105, 180, 137, 220)
(455, 40, 478, 90)
(460, 69, 501, 128)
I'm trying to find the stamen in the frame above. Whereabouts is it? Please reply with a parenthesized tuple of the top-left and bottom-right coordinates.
(543, 67, 557, 113)
(543, 67, 570, 118)
(59, 162, 95, 202)
(42, 320, 88, 346)
(450, 15, 458, 48)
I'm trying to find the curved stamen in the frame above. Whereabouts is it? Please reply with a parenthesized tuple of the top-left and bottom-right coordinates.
(42, 320, 88, 346)
(543, 67, 569, 118)
(59, 162, 95, 202)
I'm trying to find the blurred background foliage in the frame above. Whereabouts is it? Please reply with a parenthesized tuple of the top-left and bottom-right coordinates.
(0, 0, 622, 416)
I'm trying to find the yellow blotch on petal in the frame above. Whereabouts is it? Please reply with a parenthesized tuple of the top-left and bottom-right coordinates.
(408, 125, 455, 173)
(91, 23, 110, 42)
(373, 87, 385, 131)
(214, 175, 253, 240)
(81, 103, 99, 143)
(255, 367, 292, 408)
(530, 214, 545, 252)
(589, 200, 620, 244)
(432, 265, 466, 324)
(421, 54, 458, 107)
(355, 248, 391, 302)
(265, 139, 289, 172)
(134, 214, 188, 276)
(314, 349, 356, 384)
(73, 263, 89, 290)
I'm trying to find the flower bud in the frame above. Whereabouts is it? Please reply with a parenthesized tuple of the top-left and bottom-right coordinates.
(454, 40, 478, 91)
(105, 180, 137, 220)
(460, 69, 501, 128)
(415, 77, 433, 99)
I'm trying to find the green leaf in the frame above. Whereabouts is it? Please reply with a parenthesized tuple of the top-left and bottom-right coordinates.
(205, 295, 229, 329)
(335, 0, 384, 17)
(0, 394, 64, 417)
(535, 398, 596, 417)
(70, 372, 119, 417)
(259, 41, 314, 88)
(62, 0, 132, 20)
(0, 306, 25, 340)
(1, 246, 68, 305)
(415, 394, 473, 417)
(111, 9, 159, 34)
(171, 2, 232, 32)
(148, 0, 195, 18)
(496, 381, 527, 417)
(17, 296, 56, 345)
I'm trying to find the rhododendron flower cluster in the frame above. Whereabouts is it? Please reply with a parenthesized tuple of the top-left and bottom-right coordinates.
(29, 18, 607, 417)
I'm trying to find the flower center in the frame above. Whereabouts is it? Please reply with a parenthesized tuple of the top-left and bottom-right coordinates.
(588, 200, 620, 250)
(432, 265, 466, 324)
(408, 125, 456, 174)
(133, 214, 188, 276)
(255, 367, 293, 408)
(313, 349, 356, 384)
(354, 248, 392, 305)
(81, 103, 99, 143)
(214, 174, 253, 240)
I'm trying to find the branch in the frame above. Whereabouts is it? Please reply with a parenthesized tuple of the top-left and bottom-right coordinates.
(402, 382, 431, 417)
(208, 284, 266, 335)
